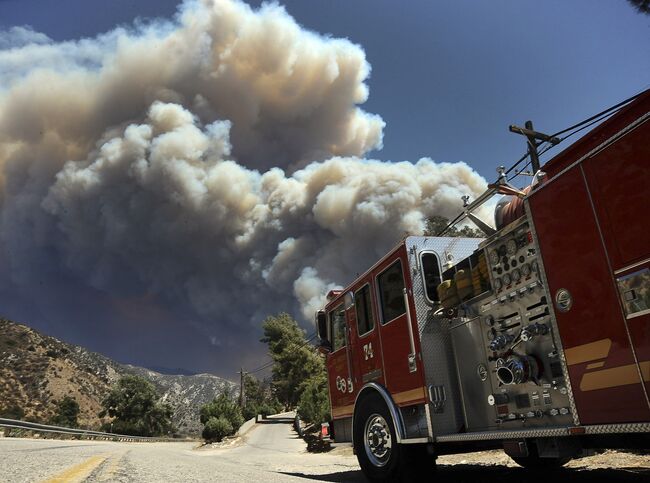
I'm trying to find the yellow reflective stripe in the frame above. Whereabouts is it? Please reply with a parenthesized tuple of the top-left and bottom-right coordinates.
(43, 454, 108, 483)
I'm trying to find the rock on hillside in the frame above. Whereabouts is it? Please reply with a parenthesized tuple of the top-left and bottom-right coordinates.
(0, 318, 236, 435)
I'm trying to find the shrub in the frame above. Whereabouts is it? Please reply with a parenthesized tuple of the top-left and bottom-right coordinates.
(0, 404, 25, 420)
(199, 393, 243, 442)
(50, 396, 79, 428)
(202, 417, 233, 443)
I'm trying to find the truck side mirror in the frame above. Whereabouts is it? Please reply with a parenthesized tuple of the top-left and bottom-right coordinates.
(316, 311, 331, 353)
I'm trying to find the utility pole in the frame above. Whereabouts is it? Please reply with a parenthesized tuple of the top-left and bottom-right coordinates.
(509, 120, 560, 174)
(238, 367, 246, 408)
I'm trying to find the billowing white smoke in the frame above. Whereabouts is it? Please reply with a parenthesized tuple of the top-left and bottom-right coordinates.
(0, 0, 486, 355)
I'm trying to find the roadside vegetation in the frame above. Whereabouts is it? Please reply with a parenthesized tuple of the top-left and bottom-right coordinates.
(200, 391, 243, 442)
(50, 395, 80, 428)
(241, 374, 283, 421)
(199, 313, 327, 443)
(99, 375, 173, 437)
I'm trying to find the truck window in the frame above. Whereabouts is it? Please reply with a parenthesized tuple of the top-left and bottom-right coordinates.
(355, 285, 375, 336)
(377, 260, 406, 324)
(330, 304, 346, 351)
(421, 252, 442, 303)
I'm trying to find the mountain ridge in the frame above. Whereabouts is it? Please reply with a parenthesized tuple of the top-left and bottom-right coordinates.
(0, 317, 236, 435)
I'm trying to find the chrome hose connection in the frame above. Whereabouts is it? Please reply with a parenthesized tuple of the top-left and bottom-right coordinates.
(496, 355, 539, 385)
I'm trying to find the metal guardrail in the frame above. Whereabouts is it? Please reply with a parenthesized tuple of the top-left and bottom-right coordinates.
(0, 418, 178, 442)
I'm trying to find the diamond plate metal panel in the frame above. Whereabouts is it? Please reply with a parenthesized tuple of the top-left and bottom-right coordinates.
(583, 422, 650, 434)
(407, 236, 482, 335)
(406, 236, 482, 436)
(435, 426, 569, 442)
(435, 421, 650, 443)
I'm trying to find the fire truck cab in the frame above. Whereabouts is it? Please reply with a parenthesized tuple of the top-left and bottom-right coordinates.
(317, 90, 650, 481)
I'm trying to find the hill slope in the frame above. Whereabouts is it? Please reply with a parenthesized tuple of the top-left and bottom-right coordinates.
(0, 318, 236, 435)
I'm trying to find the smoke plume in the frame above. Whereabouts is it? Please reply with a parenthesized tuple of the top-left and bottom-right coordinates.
(0, 0, 486, 373)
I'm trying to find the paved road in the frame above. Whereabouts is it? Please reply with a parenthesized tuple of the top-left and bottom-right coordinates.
(1, 414, 648, 482)
(0, 414, 359, 482)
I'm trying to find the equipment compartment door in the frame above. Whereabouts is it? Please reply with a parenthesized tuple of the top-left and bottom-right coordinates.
(581, 118, 650, 400)
(528, 167, 650, 424)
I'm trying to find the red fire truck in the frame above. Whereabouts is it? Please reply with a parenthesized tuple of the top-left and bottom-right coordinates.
(316, 90, 650, 481)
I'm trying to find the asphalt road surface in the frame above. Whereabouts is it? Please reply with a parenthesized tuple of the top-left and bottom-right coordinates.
(1, 414, 648, 482)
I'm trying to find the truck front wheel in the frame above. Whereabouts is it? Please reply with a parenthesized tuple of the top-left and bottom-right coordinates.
(353, 393, 434, 481)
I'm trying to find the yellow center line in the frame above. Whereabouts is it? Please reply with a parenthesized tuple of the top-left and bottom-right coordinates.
(42, 454, 109, 483)
(96, 451, 127, 481)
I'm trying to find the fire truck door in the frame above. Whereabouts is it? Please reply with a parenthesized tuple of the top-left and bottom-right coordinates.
(529, 166, 650, 424)
(375, 252, 426, 405)
(326, 302, 356, 419)
(348, 283, 384, 392)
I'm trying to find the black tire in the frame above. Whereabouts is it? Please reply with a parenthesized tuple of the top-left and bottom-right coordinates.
(510, 443, 571, 470)
(353, 393, 435, 481)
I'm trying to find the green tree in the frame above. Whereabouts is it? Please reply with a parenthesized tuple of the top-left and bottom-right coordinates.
(99, 375, 173, 437)
(241, 374, 283, 420)
(261, 312, 305, 357)
(200, 392, 243, 442)
(297, 371, 330, 426)
(50, 396, 79, 428)
(261, 313, 324, 408)
(425, 215, 484, 237)
(627, 0, 650, 15)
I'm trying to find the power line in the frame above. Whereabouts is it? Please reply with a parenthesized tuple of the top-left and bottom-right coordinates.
(438, 90, 646, 233)
(548, 91, 643, 138)
(507, 102, 630, 183)
(505, 91, 643, 181)
(247, 360, 274, 374)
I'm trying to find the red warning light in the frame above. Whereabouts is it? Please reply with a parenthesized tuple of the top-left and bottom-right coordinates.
(527, 231, 533, 244)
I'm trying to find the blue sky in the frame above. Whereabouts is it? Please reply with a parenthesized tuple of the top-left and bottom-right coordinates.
(1, 0, 648, 182)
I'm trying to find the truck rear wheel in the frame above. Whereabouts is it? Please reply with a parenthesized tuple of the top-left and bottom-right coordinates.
(353, 393, 435, 481)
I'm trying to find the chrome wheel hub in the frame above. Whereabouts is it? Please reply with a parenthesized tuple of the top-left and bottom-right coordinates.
(364, 414, 392, 467)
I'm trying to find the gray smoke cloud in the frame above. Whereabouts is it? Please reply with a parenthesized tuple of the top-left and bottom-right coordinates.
(0, 0, 486, 371)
